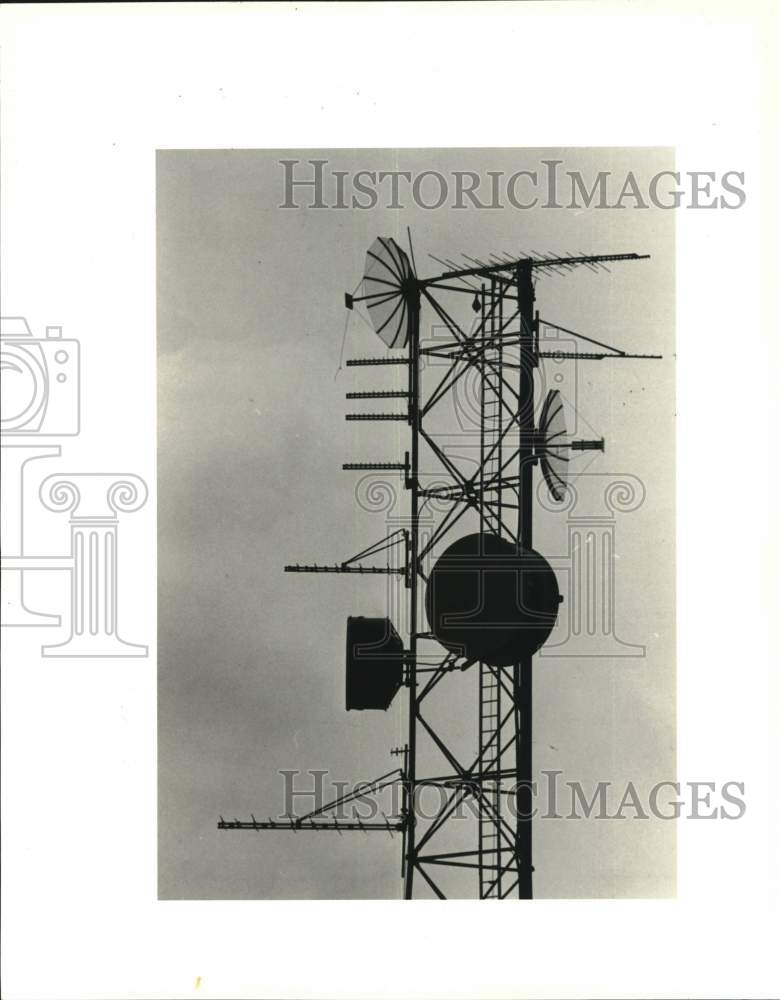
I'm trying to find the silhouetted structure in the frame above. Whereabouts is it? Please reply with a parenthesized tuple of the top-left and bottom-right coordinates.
(219, 235, 661, 899)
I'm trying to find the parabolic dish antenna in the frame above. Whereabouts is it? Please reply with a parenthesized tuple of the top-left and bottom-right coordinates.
(425, 532, 561, 666)
(361, 236, 416, 349)
(538, 389, 569, 503)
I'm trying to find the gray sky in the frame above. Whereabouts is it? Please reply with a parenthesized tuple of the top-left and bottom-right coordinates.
(157, 148, 675, 899)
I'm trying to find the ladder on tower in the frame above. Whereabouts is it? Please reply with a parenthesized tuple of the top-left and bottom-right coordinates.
(478, 663, 503, 897)
(478, 279, 505, 899)
(480, 278, 504, 533)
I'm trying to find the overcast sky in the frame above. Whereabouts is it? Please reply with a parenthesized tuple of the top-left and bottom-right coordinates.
(157, 148, 675, 899)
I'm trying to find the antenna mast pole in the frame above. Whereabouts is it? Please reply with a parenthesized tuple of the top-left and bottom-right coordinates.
(515, 260, 536, 899)
(404, 286, 421, 899)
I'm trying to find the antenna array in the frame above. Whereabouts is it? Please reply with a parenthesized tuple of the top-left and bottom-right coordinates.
(220, 236, 662, 899)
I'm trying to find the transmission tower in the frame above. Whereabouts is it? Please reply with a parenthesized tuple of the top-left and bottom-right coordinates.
(219, 235, 661, 899)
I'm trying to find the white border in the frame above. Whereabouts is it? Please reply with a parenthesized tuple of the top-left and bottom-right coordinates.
(1, 3, 777, 998)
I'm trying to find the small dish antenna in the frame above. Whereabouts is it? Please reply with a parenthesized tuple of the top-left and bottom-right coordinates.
(537, 389, 604, 502)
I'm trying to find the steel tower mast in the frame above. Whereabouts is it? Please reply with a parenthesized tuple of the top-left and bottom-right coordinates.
(219, 240, 661, 899)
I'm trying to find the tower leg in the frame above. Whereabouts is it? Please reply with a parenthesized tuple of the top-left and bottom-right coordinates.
(404, 290, 421, 898)
(515, 265, 536, 899)
(515, 657, 533, 899)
